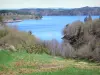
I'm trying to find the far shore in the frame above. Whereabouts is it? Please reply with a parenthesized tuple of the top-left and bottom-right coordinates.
(3, 19, 22, 23)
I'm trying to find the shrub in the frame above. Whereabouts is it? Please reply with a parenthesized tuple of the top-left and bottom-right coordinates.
(43, 39, 63, 56)
(62, 18, 100, 61)
(25, 42, 49, 54)
(0, 24, 48, 54)
(0, 29, 8, 39)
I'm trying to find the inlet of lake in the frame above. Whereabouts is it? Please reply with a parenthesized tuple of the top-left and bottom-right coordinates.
(10, 16, 99, 42)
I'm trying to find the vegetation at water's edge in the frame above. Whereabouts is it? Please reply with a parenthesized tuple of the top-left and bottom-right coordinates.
(42, 16, 100, 62)
(0, 10, 42, 22)
(61, 16, 100, 61)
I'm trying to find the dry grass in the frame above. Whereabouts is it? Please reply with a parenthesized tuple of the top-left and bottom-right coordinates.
(0, 59, 100, 75)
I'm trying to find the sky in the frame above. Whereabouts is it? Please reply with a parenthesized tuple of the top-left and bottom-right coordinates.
(0, 0, 100, 9)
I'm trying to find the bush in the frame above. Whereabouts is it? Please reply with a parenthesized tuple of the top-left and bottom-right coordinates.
(62, 18, 100, 61)
(0, 29, 8, 39)
(43, 39, 63, 56)
(0, 24, 48, 54)
(26, 44, 49, 54)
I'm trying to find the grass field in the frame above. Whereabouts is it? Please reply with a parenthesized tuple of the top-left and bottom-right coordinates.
(0, 50, 100, 75)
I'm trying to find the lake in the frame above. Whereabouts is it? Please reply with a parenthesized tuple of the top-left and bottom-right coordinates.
(10, 16, 99, 42)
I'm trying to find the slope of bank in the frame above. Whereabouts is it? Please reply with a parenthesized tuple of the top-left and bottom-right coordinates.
(0, 51, 100, 75)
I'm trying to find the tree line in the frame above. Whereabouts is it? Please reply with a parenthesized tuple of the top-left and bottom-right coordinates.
(20, 6, 100, 16)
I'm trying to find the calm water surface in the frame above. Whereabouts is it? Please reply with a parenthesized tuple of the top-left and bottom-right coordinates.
(10, 16, 99, 42)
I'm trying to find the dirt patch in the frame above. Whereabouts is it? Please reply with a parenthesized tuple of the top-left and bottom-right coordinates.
(0, 59, 67, 75)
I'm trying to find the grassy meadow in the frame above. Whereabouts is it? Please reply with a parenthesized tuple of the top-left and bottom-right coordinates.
(0, 50, 100, 75)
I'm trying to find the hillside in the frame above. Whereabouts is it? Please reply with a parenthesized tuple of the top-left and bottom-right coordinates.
(0, 18, 48, 54)
(20, 6, 100, 16)
(0, 51, 100, 75)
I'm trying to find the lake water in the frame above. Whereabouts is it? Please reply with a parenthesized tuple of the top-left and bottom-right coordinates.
(10, 16, 99, 42)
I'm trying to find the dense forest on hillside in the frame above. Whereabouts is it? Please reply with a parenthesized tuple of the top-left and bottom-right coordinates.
(0, 6, 100, 21)
(20, 6, 100, 16)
